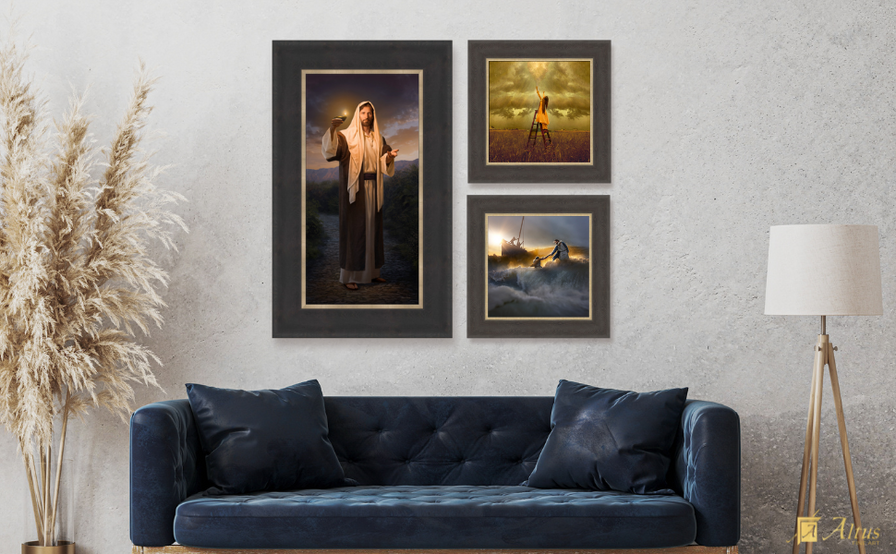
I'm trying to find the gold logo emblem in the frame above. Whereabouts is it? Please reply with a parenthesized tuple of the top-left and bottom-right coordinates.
(796, 517, 821, 544)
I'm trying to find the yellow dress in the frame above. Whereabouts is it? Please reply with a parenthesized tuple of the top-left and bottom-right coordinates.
(535, 90, 549, 127)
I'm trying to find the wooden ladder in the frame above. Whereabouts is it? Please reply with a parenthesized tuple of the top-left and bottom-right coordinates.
(526, 108, 552, 148)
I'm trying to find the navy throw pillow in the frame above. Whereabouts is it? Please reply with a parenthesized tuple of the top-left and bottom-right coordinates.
(525, 379, 688, 494)
(186, 380, 345, 495)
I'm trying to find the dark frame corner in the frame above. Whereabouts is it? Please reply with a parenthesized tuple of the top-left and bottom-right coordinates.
(467, 40, 611, 184)
(272, 41, 453, 338)
(466, 195, 610, 339)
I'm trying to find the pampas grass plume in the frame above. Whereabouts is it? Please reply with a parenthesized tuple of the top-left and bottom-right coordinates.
(0, 36, 185, 546)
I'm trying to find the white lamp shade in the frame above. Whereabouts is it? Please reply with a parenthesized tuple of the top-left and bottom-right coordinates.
(765, 225, 883, 316)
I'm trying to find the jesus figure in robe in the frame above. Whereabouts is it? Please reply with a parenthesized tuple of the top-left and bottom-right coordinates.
(322, 101, 398, 290)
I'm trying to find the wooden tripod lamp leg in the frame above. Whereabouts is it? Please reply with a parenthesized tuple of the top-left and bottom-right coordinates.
(793, 344, 822, 554)
(826, 343, 867, 554)
(804, 337, 827, 554)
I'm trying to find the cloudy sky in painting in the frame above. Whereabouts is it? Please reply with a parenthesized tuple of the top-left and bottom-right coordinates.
(488, 60, 591, 130)
(487, 215, 590, 255)
(304, 73, 419, 169)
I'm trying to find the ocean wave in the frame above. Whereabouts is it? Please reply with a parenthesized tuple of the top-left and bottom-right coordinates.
(487, 258, 590, 318)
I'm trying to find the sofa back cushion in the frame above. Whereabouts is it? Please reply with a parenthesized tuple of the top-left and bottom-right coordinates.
(324, 396, 553, 485)
(523, 380, 689, 493)
(187, 380, 346, 494)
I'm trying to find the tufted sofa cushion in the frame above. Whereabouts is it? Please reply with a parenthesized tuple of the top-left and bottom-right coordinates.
(324, 396, 554, 486)
(173, 485, 697, 549)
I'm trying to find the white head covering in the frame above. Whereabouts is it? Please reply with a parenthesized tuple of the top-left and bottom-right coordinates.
(341, 101, 383, 208)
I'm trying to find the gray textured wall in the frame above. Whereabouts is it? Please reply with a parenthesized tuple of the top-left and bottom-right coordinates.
(1, 0, 895, 552)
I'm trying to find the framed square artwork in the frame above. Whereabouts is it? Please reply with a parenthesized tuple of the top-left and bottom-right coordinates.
(467, 195, 609, 338)
(273, 41, 452, 337)
(467, 40, 610, 183)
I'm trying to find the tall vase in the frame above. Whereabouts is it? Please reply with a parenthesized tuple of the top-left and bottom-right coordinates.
(22, 437, 75, 553)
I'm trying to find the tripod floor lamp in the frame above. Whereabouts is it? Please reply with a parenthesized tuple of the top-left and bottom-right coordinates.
(765, 224, 882, 554)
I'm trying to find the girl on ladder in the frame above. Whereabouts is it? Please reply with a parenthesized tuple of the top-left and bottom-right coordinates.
(535, 86, 552, 147)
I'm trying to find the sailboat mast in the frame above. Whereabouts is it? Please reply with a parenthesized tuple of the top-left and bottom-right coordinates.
(517, 216, 525, 241)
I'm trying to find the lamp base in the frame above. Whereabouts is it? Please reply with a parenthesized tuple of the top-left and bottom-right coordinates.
(792, 333, 865, 554)
(22, 541, 75, 554)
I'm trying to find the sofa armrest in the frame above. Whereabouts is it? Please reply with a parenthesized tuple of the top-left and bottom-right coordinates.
(130, 399, 207, 546)
(670, 400, 741, 547)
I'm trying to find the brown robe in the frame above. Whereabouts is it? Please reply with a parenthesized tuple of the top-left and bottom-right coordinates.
(326, 131, 392, 272)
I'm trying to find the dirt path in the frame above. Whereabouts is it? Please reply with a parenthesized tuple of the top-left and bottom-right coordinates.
(305, 214, 419, 305)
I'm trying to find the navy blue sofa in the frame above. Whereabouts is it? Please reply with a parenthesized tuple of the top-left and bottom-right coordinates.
(130, 396, 740, 553)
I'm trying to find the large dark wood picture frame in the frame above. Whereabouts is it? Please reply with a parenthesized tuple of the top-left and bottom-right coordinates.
(468, 40, 611, 183)
(273, 41, 452, 338)
(467, 195, 609, 338)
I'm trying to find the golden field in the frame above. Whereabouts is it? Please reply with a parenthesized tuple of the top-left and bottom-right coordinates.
(488, 130, 590, 163)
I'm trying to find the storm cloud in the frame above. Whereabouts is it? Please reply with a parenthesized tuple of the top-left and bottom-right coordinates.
(488, 61, 591, 130)
(487, 215, 590, 254)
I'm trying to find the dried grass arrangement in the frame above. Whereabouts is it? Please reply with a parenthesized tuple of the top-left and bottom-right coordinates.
(0, 37, 185, 547)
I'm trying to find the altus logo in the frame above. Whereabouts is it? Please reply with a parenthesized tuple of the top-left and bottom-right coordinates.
(789, 513, 881, 547)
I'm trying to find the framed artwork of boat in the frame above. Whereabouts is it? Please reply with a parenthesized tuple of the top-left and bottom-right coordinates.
(467, 40, 611, 183)
(467, 195, 610, 338)
(272, 41, 453, 338)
